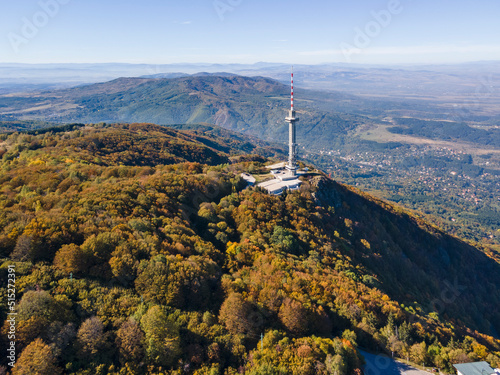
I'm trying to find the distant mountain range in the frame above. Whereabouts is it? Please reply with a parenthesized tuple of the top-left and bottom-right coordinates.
(2, 61, 500, 104)
(0, 75, 375, 151)
(2, 71, 500, 152)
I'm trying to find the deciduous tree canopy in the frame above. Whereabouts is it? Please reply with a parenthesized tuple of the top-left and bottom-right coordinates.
(0, 123, 499, 374)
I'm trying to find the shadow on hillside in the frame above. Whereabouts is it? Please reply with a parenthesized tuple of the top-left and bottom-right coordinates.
(360, 350, 428, 375)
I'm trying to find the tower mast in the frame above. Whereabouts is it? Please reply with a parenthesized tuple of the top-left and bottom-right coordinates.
(285, 67, 299, 175)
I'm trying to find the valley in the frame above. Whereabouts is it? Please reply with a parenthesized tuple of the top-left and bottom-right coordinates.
(2, 65, 498, 254)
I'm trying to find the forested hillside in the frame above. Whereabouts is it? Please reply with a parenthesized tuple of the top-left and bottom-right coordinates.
(0, 123, 499, 375)
(0, 75, 367, 150)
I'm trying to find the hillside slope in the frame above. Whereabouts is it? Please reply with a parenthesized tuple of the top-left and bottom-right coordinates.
(0, 75, 367, 150)
(0, 123, 499, 375)
(313, 177, 500, 335)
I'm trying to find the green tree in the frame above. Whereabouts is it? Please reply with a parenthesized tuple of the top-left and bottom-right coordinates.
(325, 354, 347, 375)
(17, 290, 69, 323)
(140, 305, 180, 367)
(270, 226, 300, 254)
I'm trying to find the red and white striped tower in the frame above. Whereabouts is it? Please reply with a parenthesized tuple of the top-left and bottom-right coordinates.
(285, 67, 299, 175)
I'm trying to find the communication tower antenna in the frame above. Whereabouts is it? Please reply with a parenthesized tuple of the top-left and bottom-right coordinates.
(285, 66, 299, 175)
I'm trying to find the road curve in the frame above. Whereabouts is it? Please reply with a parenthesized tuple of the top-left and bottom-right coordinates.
(359, 349, 431, 375)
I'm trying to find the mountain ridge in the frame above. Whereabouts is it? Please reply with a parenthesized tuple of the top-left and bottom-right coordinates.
(0, 74, 371, 150)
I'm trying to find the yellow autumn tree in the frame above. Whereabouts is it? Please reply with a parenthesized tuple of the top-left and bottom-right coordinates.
(12, 338, 62, 375)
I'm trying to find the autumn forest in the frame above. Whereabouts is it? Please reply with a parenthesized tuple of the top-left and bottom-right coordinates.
(0, 123, 499, 375)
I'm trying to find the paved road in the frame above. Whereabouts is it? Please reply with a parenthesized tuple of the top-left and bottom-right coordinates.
(359, 350, 430, 375)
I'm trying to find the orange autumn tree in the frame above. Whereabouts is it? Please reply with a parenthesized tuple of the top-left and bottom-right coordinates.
(12, 338, 62, 375)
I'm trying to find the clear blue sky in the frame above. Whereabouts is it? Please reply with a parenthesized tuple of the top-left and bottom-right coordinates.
(1, 0, 499, 64)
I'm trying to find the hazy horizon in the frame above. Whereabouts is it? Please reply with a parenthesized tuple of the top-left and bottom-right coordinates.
(1, 60, 500, 67)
